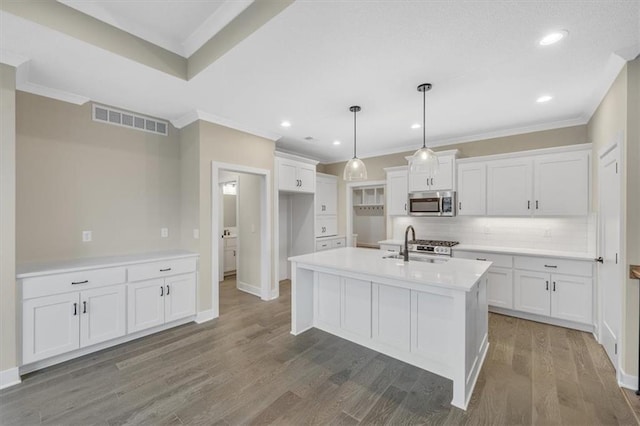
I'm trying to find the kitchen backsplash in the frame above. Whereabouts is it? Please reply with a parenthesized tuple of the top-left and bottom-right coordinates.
(392, 214, 596, 253)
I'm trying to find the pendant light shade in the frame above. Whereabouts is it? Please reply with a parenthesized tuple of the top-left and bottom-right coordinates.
(343, 105, 368, 181)
(409, 83, 439, 176)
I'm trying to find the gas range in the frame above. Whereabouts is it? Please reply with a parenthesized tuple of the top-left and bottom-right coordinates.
(407, 239, 459, 256)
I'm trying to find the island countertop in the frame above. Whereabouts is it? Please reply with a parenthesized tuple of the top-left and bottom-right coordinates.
(289, 247, 491, 292)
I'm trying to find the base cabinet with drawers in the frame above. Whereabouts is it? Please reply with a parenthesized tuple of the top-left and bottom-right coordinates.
(19, 252, 198, 370)
(316, 236, 346, 252)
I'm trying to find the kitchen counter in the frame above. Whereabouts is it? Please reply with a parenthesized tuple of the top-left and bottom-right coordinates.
(454, 244, 595, 261)
(288, 247, 490, 410)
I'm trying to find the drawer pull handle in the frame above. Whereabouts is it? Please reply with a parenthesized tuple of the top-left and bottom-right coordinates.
(160, 286, 164, 297)
(83, 301, 87, 314)
(72, 280, 89, 285)
(544, 264, 557, 268)
(73, 303, 77, 316)
(166, 285, 170, 295)
(160, 268, 172, 272)
(553, 281, 556, 292)
(545, 281, 549, 291)
(476, 258, 487, 261)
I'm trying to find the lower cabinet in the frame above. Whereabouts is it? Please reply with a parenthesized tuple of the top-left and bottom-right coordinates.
(128, 273, 196, 333)
(486, 267, 513, 309)
(22, 285, 126, 364)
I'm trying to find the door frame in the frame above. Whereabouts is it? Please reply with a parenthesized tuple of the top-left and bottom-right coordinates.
(596, 134, 624, 382)
(345, 180, 386, 247)
(211, 162, 272, 316)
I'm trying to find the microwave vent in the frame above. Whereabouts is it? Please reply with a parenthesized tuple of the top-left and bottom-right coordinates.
(92, 104, 168, 136)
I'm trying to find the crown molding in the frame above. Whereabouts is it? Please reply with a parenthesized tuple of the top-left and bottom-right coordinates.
(171, 109, 280, 141)
(580, 52, 630, 124)
(0, 49, 29, 68)
(15, 61, 89, 105)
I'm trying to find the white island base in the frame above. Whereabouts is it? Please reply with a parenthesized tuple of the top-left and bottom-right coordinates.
(289, 248, 491, 410)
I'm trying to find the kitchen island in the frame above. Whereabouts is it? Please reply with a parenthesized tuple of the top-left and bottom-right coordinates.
(288, 247, 491, 410)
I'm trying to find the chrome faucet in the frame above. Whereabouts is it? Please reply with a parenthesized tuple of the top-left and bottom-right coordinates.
(403, 225, 415, 262)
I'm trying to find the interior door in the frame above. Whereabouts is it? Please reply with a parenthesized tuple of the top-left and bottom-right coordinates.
(598, 144, 621, 369)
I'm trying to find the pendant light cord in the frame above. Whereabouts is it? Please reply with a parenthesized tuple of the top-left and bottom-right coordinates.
(422, 87, 426, 149)
(353, 108, 357, 159)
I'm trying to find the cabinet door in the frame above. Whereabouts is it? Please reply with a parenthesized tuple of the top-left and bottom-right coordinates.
(297, 164, 316, 193)
(534, 152, 589, 216)
(457, 163, 486, 215)
(551, 274, 592, 324)
(127, 278, 165, 333)
(513, 270, 550, 316)
(341, 278, 372, 338)
(430, 155, 454, 190)
(387, 172, 408, 216)
(80, 285, 126, 348)
(487, 267, 513, 309)
(23, 293, 80, 364)
(315, 216, 337, 237)
(224, 248, 236, 272)
(278, 161, 298, 191)
(316, 178, 337, 215)
(165, 273, 197, 323)
(487, 158, 532, 216)
(372, 284, 410, 350)
(408, 171, 429, 193)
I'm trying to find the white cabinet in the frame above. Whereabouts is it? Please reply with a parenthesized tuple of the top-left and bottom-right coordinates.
(486, 268, 513, 309)
(128, 273, 196, 333)
(550, 275, 592, 323)
(79, 285, 126, 348)
(316, 174, 337, 216)
(372, 284, 410, 351)
(342, 278, 372, 338)
(486, 148, 590, 217)
(316, 236, 346, 252)
(223, 237, 237, 274)
(457, 162, 486, 216)
(316, 216, 337, 237)
(276, 156, 316, 193)
(385, 167, 408, 216)
(513, 270, 550, 316)
(408, 153, 457, 192)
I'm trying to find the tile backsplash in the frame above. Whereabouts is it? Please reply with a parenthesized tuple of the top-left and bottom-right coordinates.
(393, 214, 596, 253)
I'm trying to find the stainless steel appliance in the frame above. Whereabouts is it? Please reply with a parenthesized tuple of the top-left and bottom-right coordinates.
(407, 239, 459, 256)
(408, 191, 456, 217)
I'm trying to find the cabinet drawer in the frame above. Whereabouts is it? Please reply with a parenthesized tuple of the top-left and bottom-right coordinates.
(514, 256, 592, 277)
(316, 240, 332, 251)
(331, 238, 346, 248)
(454, 251, 512, 268)
(22, 267, 126, 300)
(224, 237, 237, 248)
(380, 244, 402, 253)
(128, 258, 197, 282)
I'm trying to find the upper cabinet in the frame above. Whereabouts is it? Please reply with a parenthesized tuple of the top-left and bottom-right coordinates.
(275, 152, 318, 193)
(457, 162, 487, 216)
(385, 167, 408, 216)
(476, 146, 590, 217)
(316, 173, 338, 216)
(407, 151, 458, 193)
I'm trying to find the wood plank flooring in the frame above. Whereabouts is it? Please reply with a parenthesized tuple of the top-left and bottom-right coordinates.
(1, 277, 636, 425)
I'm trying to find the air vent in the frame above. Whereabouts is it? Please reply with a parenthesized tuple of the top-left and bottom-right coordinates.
(92, 104, 168, 136)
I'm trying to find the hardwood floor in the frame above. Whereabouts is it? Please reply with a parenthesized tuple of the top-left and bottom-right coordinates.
(1, 277, 636, 425)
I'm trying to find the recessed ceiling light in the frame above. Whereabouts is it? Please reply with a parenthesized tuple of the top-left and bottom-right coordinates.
(333, 140, 341, 145)
(411, 123, 421, 129)
(536, 95, 553, 103)
(280, 120, 291, 128)
(539, 30, 568, 46)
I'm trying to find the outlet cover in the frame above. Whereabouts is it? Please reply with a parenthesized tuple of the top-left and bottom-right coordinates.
(161, 228, 169, 238)
(82, 231, 92, 242)
(193, 229, 200, 239)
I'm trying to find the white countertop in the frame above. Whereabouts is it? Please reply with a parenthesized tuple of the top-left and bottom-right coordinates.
(289, 247, 490, 292)
(378, 239, 403, 246)
(17, 250, 199, 278)
(453, 244, 595, 261)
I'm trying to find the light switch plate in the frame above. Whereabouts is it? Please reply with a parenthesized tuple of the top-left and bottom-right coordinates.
(161, 228, 169, 238)
(82, 231, 92, 242)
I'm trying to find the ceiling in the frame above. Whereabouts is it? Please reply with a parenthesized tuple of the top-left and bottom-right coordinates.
(1, 1, 639, 163)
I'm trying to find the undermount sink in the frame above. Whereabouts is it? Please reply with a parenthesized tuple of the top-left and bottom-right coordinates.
(383, 253, 449, 263)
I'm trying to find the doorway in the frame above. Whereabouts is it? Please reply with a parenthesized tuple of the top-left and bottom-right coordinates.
(346, 180, 386, 248)
(211, 162, 271, 318)
(597, 138, 623, 374)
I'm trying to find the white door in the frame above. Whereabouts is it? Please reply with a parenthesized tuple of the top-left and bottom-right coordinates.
(534, 152, 589, 215)
(165, 273, 197, 323)
(486, 267, 513, 309)
(487, 158, 532, 216)
(598, 143, 621, 368)
(513, 270, 550, 316)
(80, 285, 126, 348)
(316, 179, 335, 215)
(430, 155, 454, 190)
(550, 274, 592, 324)
(387, 172, 408, 216)
(457, 163, 486, 215)
(297, 164, 316, 193)
(127, 278, 165, 333)
(23, 293, 80, 364)
(278, 161, 298, 191)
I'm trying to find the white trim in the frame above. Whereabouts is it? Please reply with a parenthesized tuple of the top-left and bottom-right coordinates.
(211, 162, 272, 318)
(0, 49, 29, 67)
(170, 110, 200, 129)
(237, 281, 262, 297)
(15, 61, 90, 105)
(172, 110, 280, 141)
(270, 288, 280, 300)
(0, 367, 21, 390)
(619, 366, 638, 391)
(489, 307, 594, 333)
(274, 150, 320, 165)
(456, 143, 592, 164)
(345, 180, 387, 247)
(582, 53, 629, 125)
(195, 309, 215, 324)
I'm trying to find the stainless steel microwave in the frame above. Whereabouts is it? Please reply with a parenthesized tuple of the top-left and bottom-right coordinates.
(408, 191, 456, 217)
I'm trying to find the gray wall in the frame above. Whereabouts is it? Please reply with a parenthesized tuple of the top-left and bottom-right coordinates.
(237, 173, 262, 291)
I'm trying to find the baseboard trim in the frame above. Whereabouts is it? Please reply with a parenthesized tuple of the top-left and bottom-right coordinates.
(619, 367, 638, 391)
(489, 307, 594, 333)
(0, 367, 21, 390)
(195, 309, 216, 324)
(237, 281, 261, 297)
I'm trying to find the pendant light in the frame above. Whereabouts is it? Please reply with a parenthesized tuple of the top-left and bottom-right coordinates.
(343, 105, 367, 181)
(409, 83, 438, 176)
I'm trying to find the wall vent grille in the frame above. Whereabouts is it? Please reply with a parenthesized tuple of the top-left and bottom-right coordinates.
(92, 104, 169, 136)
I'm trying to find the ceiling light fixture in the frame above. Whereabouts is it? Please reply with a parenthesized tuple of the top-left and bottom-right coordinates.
(536, 95, 553, 103)
(539, 30, 568, 46)
(343, 106, 367, 181)
(280, 120, 291, 127)
(333, 140, 341, 145)
(409, 83, 438, 177)
(411, 123, 421, 129)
